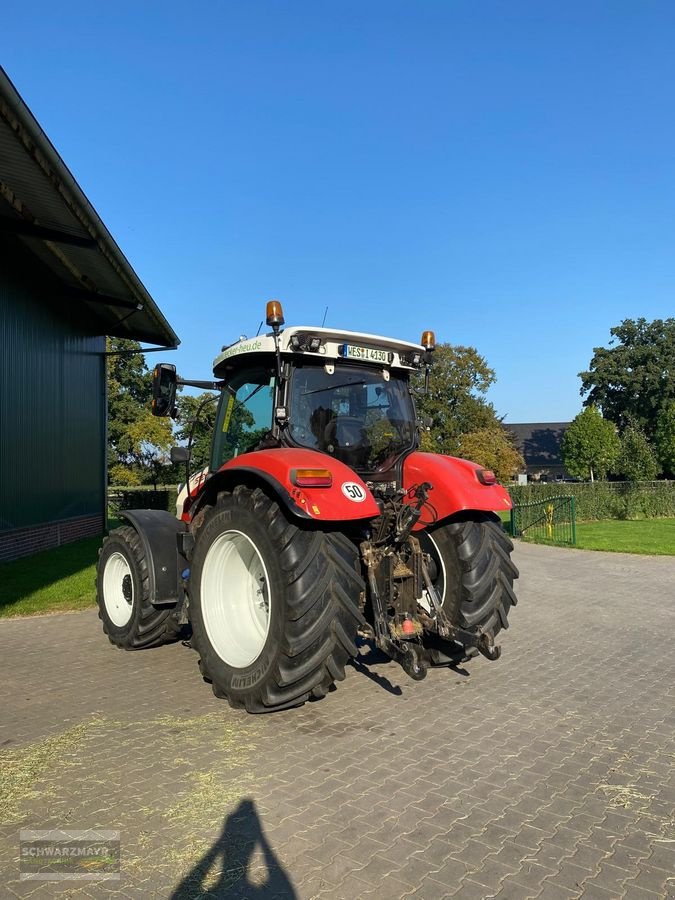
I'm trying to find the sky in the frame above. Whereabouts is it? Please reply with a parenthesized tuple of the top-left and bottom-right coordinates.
(4, 1, 675, 423)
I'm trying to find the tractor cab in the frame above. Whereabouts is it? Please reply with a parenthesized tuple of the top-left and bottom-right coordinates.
(209, 301, 433, 481)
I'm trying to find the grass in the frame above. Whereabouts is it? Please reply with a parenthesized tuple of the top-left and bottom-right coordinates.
(0, 518, 121, 619)
(520, 517, 675, 555)
(0, 537, 99, 618)
(573, 518, 675, 555)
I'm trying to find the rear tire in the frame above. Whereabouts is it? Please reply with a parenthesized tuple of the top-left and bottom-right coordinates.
(419, 512, 518, 644)
(189, 485, 365, 713)
(97, 526, 183, 649)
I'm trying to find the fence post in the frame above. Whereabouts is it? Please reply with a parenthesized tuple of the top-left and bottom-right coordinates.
(510, 506, 516, 538)
(570, 496, 577, 546)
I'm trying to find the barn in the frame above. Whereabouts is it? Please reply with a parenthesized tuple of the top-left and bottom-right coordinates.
(505, 422, 571, 482)
(0, 68, 178, 561)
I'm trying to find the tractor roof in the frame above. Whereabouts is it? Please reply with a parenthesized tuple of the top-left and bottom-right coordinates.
(213, 326, 426, 376)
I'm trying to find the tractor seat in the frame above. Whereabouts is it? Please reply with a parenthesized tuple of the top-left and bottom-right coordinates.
(324, 417, 370, 467)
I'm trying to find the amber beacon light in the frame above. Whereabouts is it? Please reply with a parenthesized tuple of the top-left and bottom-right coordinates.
(421, 330, 436, 351)
(266, 299, 285, 328)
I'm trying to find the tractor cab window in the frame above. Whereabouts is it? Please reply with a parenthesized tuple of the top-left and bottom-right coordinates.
(287, 364, 416, 472)
(212, 367, 275, 469)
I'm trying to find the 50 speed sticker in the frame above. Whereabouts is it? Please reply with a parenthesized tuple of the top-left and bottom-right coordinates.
(341, 482, 366, 502)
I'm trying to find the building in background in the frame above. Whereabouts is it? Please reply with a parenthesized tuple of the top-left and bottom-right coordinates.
(0, 68, 178, 561)
(505, 422, 571, 482)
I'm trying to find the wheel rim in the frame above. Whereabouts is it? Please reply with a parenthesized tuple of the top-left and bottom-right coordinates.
(418, 532, 446, 614)
(102, 551, 135, 627)
(201, 530, 271, 668)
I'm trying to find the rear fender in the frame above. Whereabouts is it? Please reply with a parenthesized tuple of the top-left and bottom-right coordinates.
(402, 452, 512, 529)
(120, 510, 188, 606)
(191, 448, 380, 523)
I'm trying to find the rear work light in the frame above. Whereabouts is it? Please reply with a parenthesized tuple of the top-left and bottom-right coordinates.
(291, 468, 333, 488)
(476, 469, 497, 485)
(290, 333, 323, 353)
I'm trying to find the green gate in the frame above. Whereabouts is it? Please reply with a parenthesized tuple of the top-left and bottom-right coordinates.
(510, 495, 576, 546)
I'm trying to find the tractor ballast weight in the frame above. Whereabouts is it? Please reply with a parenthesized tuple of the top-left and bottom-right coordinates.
(97, 301, 519, 712)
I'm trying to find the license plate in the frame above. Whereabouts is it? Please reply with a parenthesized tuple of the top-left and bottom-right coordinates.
(340, 344, 391, 364)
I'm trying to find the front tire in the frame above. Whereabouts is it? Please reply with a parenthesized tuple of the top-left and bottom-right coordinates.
(419, 512, 518, 645)
(97, 526, 182, 649)
(189, 485, 365, 713)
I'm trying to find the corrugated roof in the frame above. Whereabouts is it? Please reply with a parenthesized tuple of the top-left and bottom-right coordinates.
(0, 67, 179, 348)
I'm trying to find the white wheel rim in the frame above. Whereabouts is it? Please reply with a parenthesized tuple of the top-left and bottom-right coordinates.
(103, 551, 135, 627)
(418, 533, 447, 614)
(201, 530, 271, 668)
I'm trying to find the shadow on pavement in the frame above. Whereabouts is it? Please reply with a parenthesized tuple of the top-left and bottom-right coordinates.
(348, 654, 403, 696)
(170, 798, 296, 899)
(350, 636, 472, 691)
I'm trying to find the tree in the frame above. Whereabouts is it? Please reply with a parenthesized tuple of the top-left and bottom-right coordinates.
(561, 407, 620, 482)
(655, 403, 675, 477)
(107, 337, 173, 484)
(616, 420, 660, 482)
(579, 317, 675, 438)
(174, 392, 220, 471)
(414, 344, 502, 456)
(173, 391, 268, 473)
(457, 428, 525, 482)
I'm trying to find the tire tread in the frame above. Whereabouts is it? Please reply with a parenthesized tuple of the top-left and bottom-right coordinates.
(191, 487, 364, 713)
(97, 526, 182, 650)
(430, 513, 519, 638)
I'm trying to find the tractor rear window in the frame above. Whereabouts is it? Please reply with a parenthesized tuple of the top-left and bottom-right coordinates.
(287, 364, 415, 472)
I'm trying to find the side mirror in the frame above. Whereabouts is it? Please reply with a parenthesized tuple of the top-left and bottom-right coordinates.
(170, 445, 189, 464)
(152, 363, 177, 417)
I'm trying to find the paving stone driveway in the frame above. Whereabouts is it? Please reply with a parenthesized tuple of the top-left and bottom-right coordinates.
(1, 542, 674, 899)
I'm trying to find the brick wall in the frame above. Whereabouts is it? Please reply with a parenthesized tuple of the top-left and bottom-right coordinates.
(0, 514, 104, 563)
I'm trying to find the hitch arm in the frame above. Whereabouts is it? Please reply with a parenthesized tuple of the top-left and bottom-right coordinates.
(365, 564, 427, 681)
(420, 558, 501, 661)
(365, 566, 390, 647)
(420, 558, 453, 638)
(452, 626, 502, 661)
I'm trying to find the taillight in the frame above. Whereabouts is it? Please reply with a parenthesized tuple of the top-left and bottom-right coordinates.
(476, 469, 497, 485)
(291, 468, 333, 488)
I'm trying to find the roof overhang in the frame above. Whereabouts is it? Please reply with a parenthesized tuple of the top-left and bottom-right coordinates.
(0, 67, 179, 348)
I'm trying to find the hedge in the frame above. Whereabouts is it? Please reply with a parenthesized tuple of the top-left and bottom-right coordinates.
(109, 486, 179, 515)
(508, 481, 675, 521)
(108, 480, 675, 522)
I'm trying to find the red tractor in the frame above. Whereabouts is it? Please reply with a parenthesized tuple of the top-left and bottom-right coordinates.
(97, 301, 518, 712)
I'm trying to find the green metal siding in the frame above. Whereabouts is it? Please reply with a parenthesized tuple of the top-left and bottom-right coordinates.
(0, 238, 105, 532)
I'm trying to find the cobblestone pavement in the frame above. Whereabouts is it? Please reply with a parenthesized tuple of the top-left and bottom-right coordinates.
(1, 542, 675, 899)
